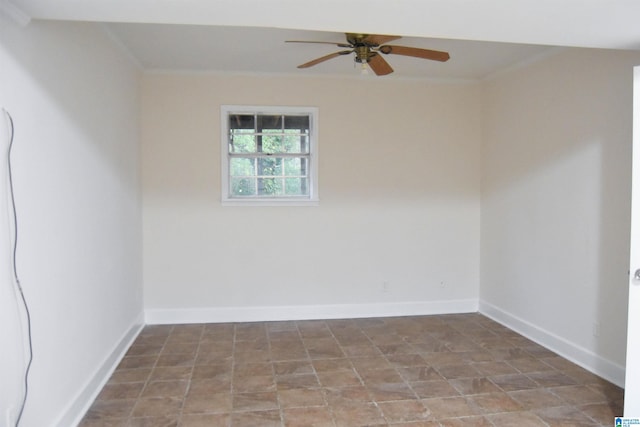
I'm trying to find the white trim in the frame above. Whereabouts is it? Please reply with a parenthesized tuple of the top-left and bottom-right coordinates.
(220, 105, 319, 206)
(145, 299, 479, 325)
(479, 300, 625, 387)
(53, 313, 145, 427)
(624, 65, 640, 415)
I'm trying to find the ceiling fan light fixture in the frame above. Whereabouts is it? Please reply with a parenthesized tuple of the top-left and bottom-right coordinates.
(287, 33, 450, 76)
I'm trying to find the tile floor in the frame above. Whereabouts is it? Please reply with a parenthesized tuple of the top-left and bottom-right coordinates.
(79, 313, 624, 426)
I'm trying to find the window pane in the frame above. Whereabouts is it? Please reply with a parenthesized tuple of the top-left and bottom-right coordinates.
(230, 157, 255, 176)
(257, 115, 282, 131)
(231, 177, 256, 196)
(285, 178, 308, 196)
(230, 134, 256, 153)
(229, 114, 254, 130)
(223, 106, 316, 202)
(283, 133, 309, 154)
(284, 115, 309, 130)
(257, 177, 283, 196)
(284, 157, 308, 176)
(261, 135, 283, 154)
(257, 157, 282, 176)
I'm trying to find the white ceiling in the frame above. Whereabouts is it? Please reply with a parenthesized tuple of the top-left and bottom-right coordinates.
(104, 24, 557, 80)
(5, 0, 640, 80)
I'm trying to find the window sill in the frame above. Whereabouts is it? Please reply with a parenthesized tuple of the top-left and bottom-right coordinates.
(221, 198, 319, 207)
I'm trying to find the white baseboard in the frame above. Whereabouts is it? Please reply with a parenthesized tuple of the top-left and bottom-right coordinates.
(55, 313, 145, 427)
(479, 300, 625, 387)
(145, 299, 479, 325)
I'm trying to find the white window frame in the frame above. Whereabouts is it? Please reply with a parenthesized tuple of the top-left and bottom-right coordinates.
(221, 105, 319, 206)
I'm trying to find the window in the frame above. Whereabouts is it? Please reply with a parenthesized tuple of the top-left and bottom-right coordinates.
(221, 105, 318, 205)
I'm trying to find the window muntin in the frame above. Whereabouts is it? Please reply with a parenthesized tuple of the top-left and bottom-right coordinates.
(221, 106, 318, 205)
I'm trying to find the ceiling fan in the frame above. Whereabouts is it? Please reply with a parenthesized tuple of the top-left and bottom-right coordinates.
(286, 33, 450, 76)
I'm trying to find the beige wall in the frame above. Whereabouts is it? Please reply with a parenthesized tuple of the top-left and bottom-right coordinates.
(480, 48, 640, 385)
(141, 74, 483, 320)
(1, 17, 142, 426)
(141, 48, 640, 386)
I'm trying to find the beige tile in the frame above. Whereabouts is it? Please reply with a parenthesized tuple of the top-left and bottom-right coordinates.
(97, 382, 145, 400)
(117, 356, 157, 370)
(232, 374, 276, 393)
(386, 353, 428, 367)
(126, 344, 163, 357)
(471, 361, 518, 376)
(436, 363, 481, 379)
(78, 314, 620, 427)
(549, 384, 610, 405)
(488, 373, 539, 391)
(397, 366, 443, 382)
(78, 418, 128, 427)
(448, 377, 501, 395)
(578, 402, 624, 425)
(508, 388, 566, 409)
(358, 368, 404, 385)
(127, 416, 178, 427)
(410, 380, 460, 399)
(161, 340, 199, 355)
(148, 366, 192, 381)
(283, 407, 334, 427)
(276, 373, 320, 390)
(84, 399, 137, 419)
(180, 413, 230, 427)
(485, 411, 548, 427)
(378, 399, 432, 423)
(232, 392, 279, 412)
(273, 360, 314, 375)
(131, 397, 183, 418)
(278, 388, 326, 408)
(182, 392, 231, 414)
(526, 371, 578, 388)
(108, 368, 152, 384)
(469, 392, 523, 414)
(438, 416, 492, 427)
(332, 402, 386, 427)
(422, 396, 481, 420)
(316, 370, 362, 387)
(349, 356, 391, 371)
(323, 386, 372, 407)
(533, 405, 599, 425)
(140, 380, 188, 398)
(155, 353, 195, 368)
(187, 378, 231, 395)
(233, 362, 273, 378)
(367, 382, 416, 402)
(312, 358, 353, 372)
(341, 344, 382, 357)
(231, 410, 281, 426)
(506, 357, 554, 373)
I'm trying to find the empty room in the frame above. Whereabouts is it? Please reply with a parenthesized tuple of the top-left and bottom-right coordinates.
(2, 1, 640, 426)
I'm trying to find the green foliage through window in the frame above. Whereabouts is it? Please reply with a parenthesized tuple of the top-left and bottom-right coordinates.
(227, 112, 311, 198)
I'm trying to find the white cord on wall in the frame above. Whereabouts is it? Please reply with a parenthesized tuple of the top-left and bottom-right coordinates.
(2, 107, 33, 427)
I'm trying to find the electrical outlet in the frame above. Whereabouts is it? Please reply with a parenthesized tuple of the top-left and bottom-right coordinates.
(592, 322, 601, 337)
(382, 281, 390, 292)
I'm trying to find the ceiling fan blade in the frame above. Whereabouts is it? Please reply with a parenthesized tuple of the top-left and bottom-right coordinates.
(286, 40, 352, 48)
(380, 45, 450, 62)
(362, 34, 402, 45)
(298, 50, 352, 68)
(367, 53, 394, 76)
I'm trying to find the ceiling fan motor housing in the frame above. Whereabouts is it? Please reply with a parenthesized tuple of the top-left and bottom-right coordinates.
(354, 45, 373, 63)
